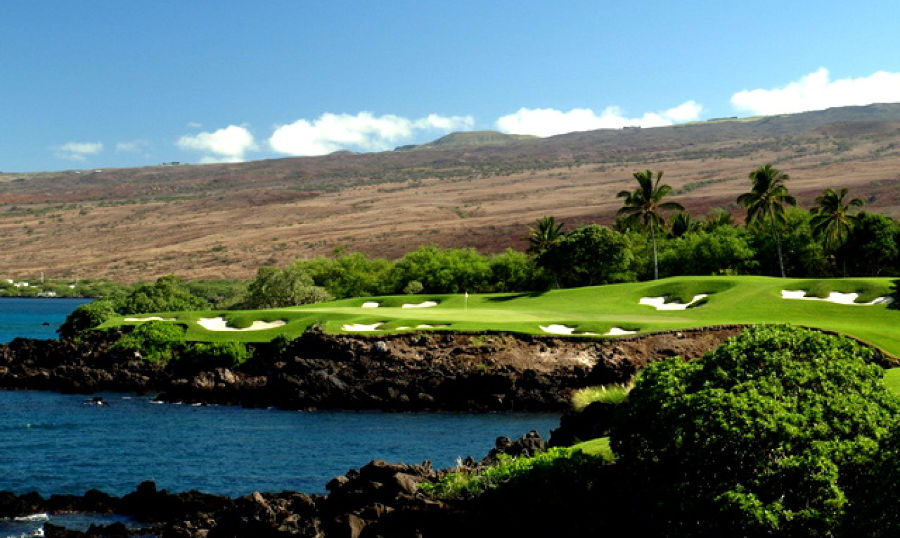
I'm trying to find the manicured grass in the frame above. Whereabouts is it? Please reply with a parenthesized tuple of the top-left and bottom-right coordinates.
(570, 437, 614, 462)
(100, 276, 900, 357)
(884, 368, 900, 396)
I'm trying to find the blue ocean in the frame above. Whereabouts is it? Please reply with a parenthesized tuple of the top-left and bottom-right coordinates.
(0, 299, 557, 495)
(0, 297, 91, 343)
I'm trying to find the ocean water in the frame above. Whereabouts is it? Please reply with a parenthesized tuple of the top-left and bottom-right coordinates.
(0, 298, 559, 498)
(0, 390, 557, 497)
(0, 297, 90, 343)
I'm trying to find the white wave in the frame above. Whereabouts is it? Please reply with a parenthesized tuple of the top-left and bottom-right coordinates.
(14, 513, 48, 522)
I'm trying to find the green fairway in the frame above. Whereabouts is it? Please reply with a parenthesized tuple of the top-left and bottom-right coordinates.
(101, 275, 900, 356)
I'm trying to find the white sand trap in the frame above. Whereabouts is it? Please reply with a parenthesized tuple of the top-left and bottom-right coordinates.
(639, 294, 708, 310)
(197, 317, 286, 331)
(402, 301, 438, 308)
(416, 324, 449, 329)
(123, 316, 175, 322)
(361, 302, 380, 308)
(539, 324, 576, 335)
(605, 327, 638, 336)
(342, 323, 382, 331)
(781, 289, 895, 305)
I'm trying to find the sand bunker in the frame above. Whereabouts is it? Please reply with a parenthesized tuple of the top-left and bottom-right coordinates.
(197, 317, 286, 331)
(341, 323, 382, 331)
(361, 302, 380, 308)
(781, 290, 894, 305)
(639, 294, 708, 310)
(402, 301, 438, 308)
(123, 316, 175, 322)
(539, 324, 576, 335)
(415, 324, 449, 329)
(605, 327, 638, 336)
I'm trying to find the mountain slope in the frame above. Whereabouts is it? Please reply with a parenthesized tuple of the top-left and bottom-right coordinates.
(0, 104, 898, 282)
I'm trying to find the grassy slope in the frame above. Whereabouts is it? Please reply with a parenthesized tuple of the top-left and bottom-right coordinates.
(101, 275, 900, 357)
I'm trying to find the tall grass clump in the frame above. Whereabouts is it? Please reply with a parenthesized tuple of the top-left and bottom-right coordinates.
(422, 447, 601, 500)
(571, 382, 632, 411)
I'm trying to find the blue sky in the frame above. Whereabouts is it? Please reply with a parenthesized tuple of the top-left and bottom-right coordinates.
(3, 0, 900, 172)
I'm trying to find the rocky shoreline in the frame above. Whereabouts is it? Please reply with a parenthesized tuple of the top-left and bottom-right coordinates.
(3, 325, 893, 536)
(0, 326, 748, 412)
(0, 432, 562, 538)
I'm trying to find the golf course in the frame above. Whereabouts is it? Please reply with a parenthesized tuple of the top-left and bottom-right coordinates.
(105, 275, 899, 356)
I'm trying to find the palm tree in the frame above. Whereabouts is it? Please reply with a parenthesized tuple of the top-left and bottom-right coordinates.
(737, 164, 797, 277)
(701, 208, 734, 231)
(527, 216, 565, 288)
(526, 215, 565, 255)
(810, 187, 864, 275)
(617, 170, 684, 280)
(669, 211, 697, 238)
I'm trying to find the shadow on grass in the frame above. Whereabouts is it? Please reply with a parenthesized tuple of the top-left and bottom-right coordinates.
(889, 279, 899, 310)
(485, 291, 548, 302)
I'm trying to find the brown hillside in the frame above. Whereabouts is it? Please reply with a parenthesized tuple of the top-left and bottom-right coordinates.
(1, 104, 898, 282)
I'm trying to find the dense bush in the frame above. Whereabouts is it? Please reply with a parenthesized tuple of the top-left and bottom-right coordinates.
(300, 252, 394, 298)
(537, 225, 633, 287)
(847, 424, 900, 536)
(841, 211, 900, 276)
(178, 341, 252, 370)
(391, 245, 493, 293)
(659, 226, 757, 276)
(110, 321, 187, 362)
(610, 325, 900, 537)
(57, 299, 117, 339)
(184, 279, 247, 309)
(243, 265, 332, 309)
(487, 248, 546, 292)
(117, 275, 208, 315)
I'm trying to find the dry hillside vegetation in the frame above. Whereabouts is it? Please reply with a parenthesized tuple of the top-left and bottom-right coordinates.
(1, 104, 899, 282)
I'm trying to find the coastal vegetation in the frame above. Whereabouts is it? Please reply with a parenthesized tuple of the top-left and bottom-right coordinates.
(417, 326, 900, 537)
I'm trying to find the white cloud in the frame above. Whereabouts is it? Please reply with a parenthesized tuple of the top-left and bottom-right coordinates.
(495, 101, 703, 137)
(186, 121, 203, 129)
(177, 125, 257, 163)
(115, 139, 149, 153)
(269, 112, 475, 156)
(55, 141, 103, 161)
(731, 68, 900, 115)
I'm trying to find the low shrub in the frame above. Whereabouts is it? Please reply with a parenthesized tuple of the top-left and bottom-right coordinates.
(422, 447, 599, 500)
(110, 321, 186, 362)
(610, 325, 900, 537)
(58, 299, 116, 339)
(180, 341, 252, 370)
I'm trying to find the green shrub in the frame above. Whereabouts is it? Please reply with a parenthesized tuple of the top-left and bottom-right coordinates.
(243, 265, 332, 308)
(423, 447, 599, 500)
(110, 321, 187, 362)
(610, 325, 900, 537)
(118, 275, 208, 315)
(58, 299, 116, 339)
(537, 225, 633, 287)
(659, 226, 758, 276)
(391, 245, 492, 293)
(180, 341, 251, 369)
(402, 280, 424, 295)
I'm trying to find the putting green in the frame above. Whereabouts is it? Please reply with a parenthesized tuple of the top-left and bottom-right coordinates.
(102, 276, 900, 357)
